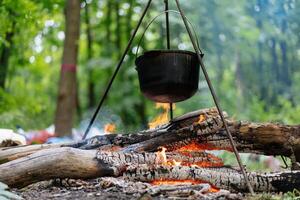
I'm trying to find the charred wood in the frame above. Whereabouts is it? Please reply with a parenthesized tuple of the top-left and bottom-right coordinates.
(124, 165, 300, 193)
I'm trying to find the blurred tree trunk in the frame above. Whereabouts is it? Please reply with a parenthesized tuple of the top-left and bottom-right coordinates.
(269, 37, 280, 102)
(126, 0, 134, 42)
(270, 38, 279, 84)
(0, 22, 15, 89)
(54, 0, 80, 136)
(279, 19, 290, 88)
(277, 1, 291, 96)
(280, 40, 289, 85)
(115, 1, 121, 58)
(105, 1, 112, 53)
(85, 3, 95, 108)
(234, 52, 243, 112)
(211, 1, 223, 84)
(255, 0, 266, 102)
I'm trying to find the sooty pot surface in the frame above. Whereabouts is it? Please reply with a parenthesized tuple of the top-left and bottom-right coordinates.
(135, 50, 200, 103)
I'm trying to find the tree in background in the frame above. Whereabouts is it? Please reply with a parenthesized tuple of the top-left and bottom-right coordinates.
(1, 0, 300, 132)
(0, 12, 14, 89)
(54, 0, 80, 136)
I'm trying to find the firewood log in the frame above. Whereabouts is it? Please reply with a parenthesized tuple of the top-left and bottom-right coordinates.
(0, 147, 112, 188)
(124, 165, 300, 193)
(1, 147, 299, 193)
(1, 107, 300, 192)
(2, 107, 300, 162)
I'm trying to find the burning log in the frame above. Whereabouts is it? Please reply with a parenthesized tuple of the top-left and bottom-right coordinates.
(2, 108, 300, 162)
(97, 150, 300, 193)
(0, 107, 300, 194)
(96, 150, 223, 174)
(124, 165, 300, 193)
(98, 177, 242, 199)
(1, 146, 299, 193)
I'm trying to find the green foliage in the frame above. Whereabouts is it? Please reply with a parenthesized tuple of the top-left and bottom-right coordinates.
(1, 0, 300, 133)
(246, 191, 300, 200)
(283, 189, 300, 200)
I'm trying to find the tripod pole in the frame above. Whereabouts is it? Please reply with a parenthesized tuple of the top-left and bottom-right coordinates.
(82, 0, 152, 140)
(164, 0, 173, 120)
(175, 0, 254, 195)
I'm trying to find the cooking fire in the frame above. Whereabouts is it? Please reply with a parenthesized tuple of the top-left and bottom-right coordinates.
(2, 108, 300, 200)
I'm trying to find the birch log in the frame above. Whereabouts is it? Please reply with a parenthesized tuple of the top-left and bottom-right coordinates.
(0, 147, 299, 192)
(1, 108, 300, 161)
(124, 165, 300, 193)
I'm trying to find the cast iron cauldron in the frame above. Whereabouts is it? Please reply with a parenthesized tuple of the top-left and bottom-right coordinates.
(135, 10, 201, 103)
(135, 50, 200, 103)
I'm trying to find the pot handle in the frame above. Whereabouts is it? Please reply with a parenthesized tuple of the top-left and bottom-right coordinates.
(135, 10, 203, 58)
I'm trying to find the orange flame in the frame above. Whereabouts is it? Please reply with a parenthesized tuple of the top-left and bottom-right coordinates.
(172, 159, 181, 166)
(151, 179, 220, 193)
(176, 142, 224, 167)
(152, 179, 203, 185)
(196, 114, 206, 124)
(104, 123, 116, 134)
(152, 144, 223, 193)
(177, 142, 220, 152)
(155, 144, 224, 168)
(148, 103, 175, 129)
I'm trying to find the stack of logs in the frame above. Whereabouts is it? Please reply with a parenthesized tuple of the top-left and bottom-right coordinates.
(0, 108, 300, 196)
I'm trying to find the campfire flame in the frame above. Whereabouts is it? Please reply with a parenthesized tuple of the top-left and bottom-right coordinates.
(148, 103, 175, 129)
(177, 142, 220, 152)
(104, 123, 116, 134)
(172, 159, 181, 166)
(152, 142, 223, 192)
(150, 113, 224, 192)
(151, 179, 220, 193)
(155, 143, 224, 167)
(177, 142, 224, 167)
(152, 179, 204, 185)
(195, 114, 206, 124)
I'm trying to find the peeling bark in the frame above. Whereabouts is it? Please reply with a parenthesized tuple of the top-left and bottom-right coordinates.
(124, 165, 300, 193)
(1, 107, 300, 192)
(1, 147, 299, 193)
(1, 108, 300, 161)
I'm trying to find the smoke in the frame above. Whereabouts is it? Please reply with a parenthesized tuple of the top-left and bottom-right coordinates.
(76, 106, 121, 140)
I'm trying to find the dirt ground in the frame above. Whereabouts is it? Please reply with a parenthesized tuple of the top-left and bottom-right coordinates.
(12, 178, 244, 200)
(13, 179, 139, 200)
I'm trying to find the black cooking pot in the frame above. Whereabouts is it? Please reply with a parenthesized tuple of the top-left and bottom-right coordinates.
(135, 10, 201, 103)
(135, 50, 200, 103)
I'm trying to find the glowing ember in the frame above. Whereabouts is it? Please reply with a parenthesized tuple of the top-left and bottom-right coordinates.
(152, 179, 203, 185)
(195, 114, 206, 124)
(104, 123, 116, 134)
(175, 142, 224, 167)
(151, 180, 220, 193)
(177, 142, 222, 152)
(179, 157, 223, 168)
(152, 144, 224, 193)
(155, 144, 224, 168)
(172, 159, 181, 166)
(148, 103, 175, 129)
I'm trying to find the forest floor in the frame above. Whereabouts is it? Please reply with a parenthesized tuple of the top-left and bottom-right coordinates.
(11, 177, 285, 200)
(11, 178, 243, 200)
(13, 179, 136, 200)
